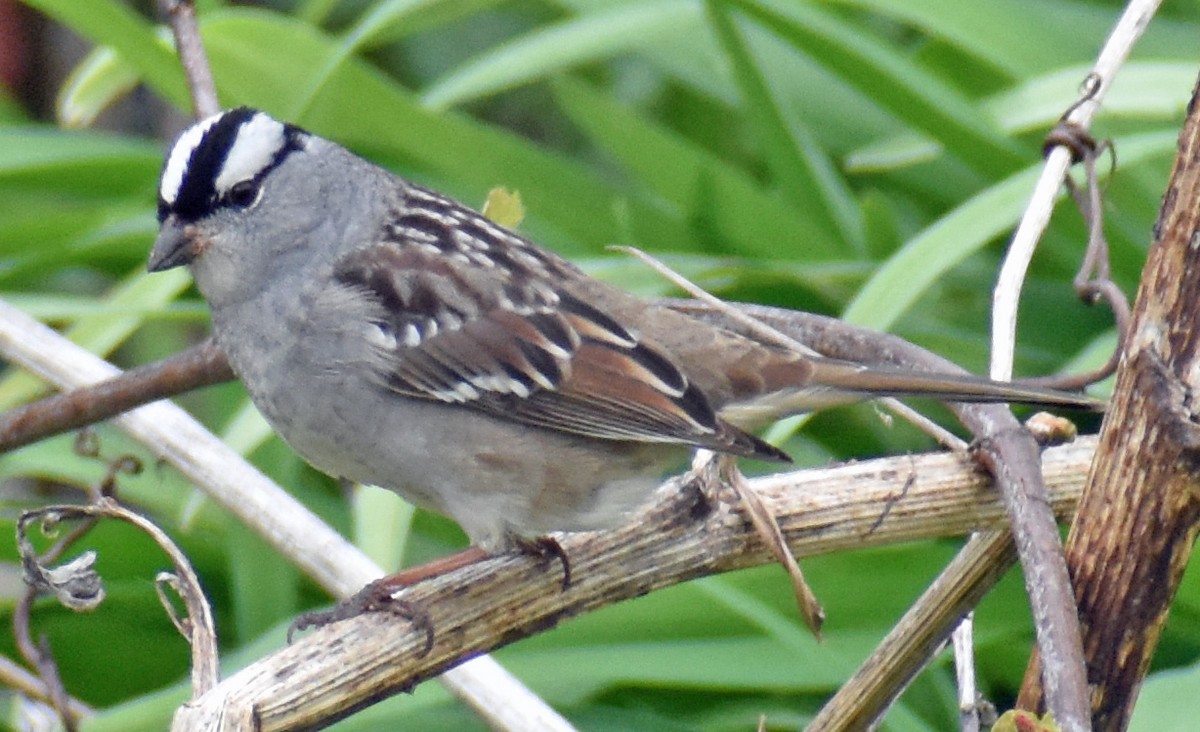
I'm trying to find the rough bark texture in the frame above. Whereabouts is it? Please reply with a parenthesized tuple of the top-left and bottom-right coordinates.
(1019, 73, 1200, 730)
(171, 440, 1094, 731)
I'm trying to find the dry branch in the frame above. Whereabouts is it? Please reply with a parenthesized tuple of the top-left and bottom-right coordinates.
(987, 4, 1163, 726)
(1019, 68, 1200, 731)
(173, 437, 1096, 731)
(808, 529, 1016, 730)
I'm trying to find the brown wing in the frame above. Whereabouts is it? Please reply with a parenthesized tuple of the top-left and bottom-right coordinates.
(331, 193, 788, 462)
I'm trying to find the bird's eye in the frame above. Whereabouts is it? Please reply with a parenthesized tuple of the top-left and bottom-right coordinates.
(227, 180, 260, 209)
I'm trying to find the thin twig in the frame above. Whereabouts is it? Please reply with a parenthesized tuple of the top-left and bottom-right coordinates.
(987, 5, 1161, 728)
(1023, 127, 1130, 392)
(610, 246, 822, 356)
(616, 246, 980, 449)
(8, 437, 140, 730)
(992, 0, 1158, 380)
(954, 611, 983, 732)
(702, 452, 824, 636)
(0, 654, 93, 721)
(19, 500, 220, 697)
(14, 434, 219, 699)
(808, 532, 1015, 731)
(158, 0, 219, 117)
(0, 339, 232, 454)
(11, 590, 78, 732)
(878, 398, 969, 451)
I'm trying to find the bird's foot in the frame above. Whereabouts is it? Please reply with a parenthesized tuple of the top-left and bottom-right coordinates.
(287, 546, 491, 653)
(511, 535, 572, 590)
(289, 581, 435, 654)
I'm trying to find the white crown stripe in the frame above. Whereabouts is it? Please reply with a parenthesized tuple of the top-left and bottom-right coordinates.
(160, 111, 224, 205)
(214, 113, 287, 194)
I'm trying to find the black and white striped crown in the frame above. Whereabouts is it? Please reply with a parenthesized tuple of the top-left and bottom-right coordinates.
(158, 107, 307, 223)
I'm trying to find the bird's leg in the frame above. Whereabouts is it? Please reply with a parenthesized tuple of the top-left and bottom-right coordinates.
(286, 536, 572, 649)
(689, 450, 826, 635)
(287, 546, 490, 652)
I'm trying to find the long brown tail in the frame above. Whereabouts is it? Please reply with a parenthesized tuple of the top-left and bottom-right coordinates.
(717, 358, 1103, 434)
(805, 360, 1105, 409)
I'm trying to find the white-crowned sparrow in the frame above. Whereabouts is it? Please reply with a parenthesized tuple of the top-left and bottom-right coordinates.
(149, 108, 1096, 552)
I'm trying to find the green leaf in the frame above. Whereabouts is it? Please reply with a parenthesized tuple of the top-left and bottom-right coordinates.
(990, 61, 1195, 135)
(290, 0, 510, 120)
(0, 126, 160, 197)
(19, 0, 190, 110)
(0, 267, 192, 408)
(319, 0, 510, 47)
(227, 523, 302, 642)
(196, 9, 702, 254)
(56, 46, 142, 128)
(819, 0, 1099, 77)
(823, 0, 1200, 79)
(849, 62, 1196, 172)
(422, 1, 699, 109)
(1129, 660, 1200, 732)
(728, 0, 1027, 176)
(706, 0, 863, 251)
(552, 77, 845, 260)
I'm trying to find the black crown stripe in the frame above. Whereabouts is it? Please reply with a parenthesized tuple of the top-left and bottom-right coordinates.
(160, 107, 305, 223)
(162, 107, 257, 222)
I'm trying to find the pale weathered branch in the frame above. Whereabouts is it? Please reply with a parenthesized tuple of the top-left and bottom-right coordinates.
(172, 437, 1095, 731)
(992, 0, 1159, 377)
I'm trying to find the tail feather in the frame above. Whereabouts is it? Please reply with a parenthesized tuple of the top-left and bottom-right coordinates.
(719, 359, 1103, 432)
(805, 360, 1104, 409)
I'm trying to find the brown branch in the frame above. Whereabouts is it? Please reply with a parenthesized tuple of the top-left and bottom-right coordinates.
(1019, 68, 1200, 731)
(159, 0, 219, 117)
(0, 339, 232, 454)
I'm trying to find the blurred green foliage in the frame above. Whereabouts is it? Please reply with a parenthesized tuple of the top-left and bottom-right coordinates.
(1, 1, 1197, 729)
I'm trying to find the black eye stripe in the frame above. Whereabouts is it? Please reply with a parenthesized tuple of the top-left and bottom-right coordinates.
(160, 108, 304, 223)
